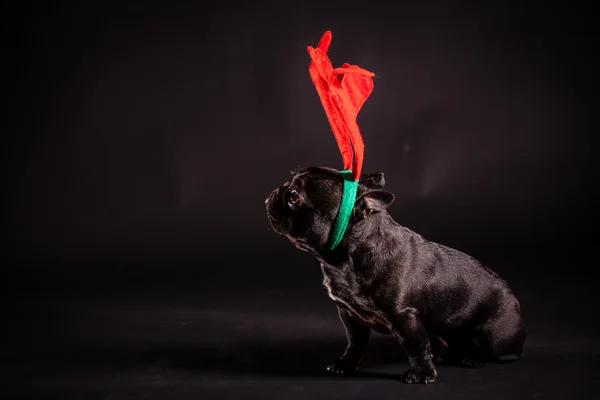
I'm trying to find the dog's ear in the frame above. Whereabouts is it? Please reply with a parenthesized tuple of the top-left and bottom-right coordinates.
(359, 172, 385, 189)
(353, 189, 395, 220)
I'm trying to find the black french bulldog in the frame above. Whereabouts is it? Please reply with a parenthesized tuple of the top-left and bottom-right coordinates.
(265, 167, 526, 384)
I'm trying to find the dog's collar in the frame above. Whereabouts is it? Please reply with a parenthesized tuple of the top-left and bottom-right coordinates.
(328, 169, 359, 250)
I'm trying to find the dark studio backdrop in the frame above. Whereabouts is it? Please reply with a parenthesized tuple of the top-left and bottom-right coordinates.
(4, 1, 599, 399)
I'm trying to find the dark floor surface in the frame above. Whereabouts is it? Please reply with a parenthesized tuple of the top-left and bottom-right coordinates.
(3, 245, 599, 399)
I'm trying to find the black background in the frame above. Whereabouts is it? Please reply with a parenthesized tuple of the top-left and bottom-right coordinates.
(4, 1, 599, 399)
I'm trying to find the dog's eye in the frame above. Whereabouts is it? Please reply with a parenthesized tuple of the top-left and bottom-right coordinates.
(287, 190, 300, 208)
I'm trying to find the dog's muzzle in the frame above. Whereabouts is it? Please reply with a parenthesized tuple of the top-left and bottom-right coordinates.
(265, 188, 280, 223)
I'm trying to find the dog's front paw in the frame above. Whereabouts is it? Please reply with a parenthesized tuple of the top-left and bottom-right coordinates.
(326, 358, 362, 376)
(400, 367, 437, 384)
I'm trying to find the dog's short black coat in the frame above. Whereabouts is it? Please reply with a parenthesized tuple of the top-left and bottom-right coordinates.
(265, 167, 526, 384)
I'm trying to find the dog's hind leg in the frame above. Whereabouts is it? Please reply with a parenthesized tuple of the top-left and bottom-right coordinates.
(430, 336, 450, 364)
(478, 299, 526, 363)
(435, 331, 486, 368)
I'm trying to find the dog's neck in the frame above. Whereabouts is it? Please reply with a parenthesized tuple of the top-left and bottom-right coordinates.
(316, 211, 401, 271)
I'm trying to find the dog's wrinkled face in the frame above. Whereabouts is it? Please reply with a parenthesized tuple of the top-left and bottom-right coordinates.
(265, 166, 393, 252)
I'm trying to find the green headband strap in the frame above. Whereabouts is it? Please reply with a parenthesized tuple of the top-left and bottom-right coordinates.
(328, 170, 359, 250)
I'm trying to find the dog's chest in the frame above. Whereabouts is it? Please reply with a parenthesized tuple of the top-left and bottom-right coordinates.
(321, 265, 389, 332)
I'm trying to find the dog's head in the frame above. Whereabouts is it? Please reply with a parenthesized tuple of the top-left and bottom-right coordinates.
(265, 167, 394, 253)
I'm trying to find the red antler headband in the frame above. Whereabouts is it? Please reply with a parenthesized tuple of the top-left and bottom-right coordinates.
(307, 31, 375, 249)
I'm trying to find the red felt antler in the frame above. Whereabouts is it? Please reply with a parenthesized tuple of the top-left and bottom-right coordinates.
(307, 31, 375, 182)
